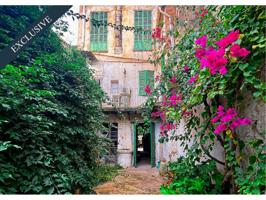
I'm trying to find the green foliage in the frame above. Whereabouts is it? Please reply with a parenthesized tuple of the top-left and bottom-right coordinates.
(145, 5, 266, 194)
(0, 6, 109, 194)
(160, 157, 223, 194)
(235, 137, 266, 194)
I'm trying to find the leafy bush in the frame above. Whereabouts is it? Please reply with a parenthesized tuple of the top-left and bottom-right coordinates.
(0, 6, 110, 194)
(160, 157, 223, 194)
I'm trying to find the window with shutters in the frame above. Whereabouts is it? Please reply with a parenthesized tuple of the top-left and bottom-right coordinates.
(134, 10, 152, 51)
(138, 70, 154, 96)
(90, 12, 108, 52)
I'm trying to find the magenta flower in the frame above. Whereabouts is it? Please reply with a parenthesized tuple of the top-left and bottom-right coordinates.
(200, 48, 228, 75)
(200, 58, 209, 69)
(151, 111, 160, 118)
(166, 123, 175, 131)
(195, 35, 207, 48)
(155, 75, 160, 82)
(169, 77, 177, 84)
(159, 112, 166, 121)
(216, 30, 240, 48)
(218, 105, 224, 111)
(221, 108, 237, 122)
(188, 74, 198, 84)
(214, 123, 227, 134)
(211, 116, 220, 123)
(219, 66, 227, 75)
(159, 124, 165, 131)
(212, 105, 253, 134)
(169, 93, 182, 105)
(184, 65, 189, 72)
(196, 48, 206, 59)
(144, 84, 151, 95)
(230, 117, 252, 130)
(230, 44, 250, 58)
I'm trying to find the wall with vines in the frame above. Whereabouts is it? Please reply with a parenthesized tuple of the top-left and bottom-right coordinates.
(143, 6, 266, 194)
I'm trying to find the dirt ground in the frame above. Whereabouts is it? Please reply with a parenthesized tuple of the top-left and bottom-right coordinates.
(94, 164, 164, 194)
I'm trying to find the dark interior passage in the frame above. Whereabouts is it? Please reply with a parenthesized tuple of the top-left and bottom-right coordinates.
(136, 123, 150, 165)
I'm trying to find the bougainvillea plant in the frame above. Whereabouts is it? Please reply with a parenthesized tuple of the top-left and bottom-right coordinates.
(142, 5, 266, 194)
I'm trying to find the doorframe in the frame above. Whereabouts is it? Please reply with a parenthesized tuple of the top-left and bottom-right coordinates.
(150, 122, 156, 167)
(133, 123, 137, 167)
(132, 122, 155, 168)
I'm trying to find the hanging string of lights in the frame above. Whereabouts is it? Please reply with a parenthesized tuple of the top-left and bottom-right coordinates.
(65, 9, 152, 35)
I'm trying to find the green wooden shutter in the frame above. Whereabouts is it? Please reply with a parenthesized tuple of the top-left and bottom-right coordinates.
(90, 12, 108, 52)
(139, 70, 154, 96)
(148, 70, 154, 90)
(134, 10, 152, 51)
(139, 70, 146, 96)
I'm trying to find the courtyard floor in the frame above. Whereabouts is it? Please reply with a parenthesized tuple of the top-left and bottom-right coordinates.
(94, 163, 164, 194)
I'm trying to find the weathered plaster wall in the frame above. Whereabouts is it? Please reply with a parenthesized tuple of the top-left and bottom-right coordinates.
(91, 60, 159, 108)
(154, 119, 192, 165)
(77, 5, 158, 61)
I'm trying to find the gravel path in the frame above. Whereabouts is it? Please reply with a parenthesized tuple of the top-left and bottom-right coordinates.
(94, 165, 163, 194)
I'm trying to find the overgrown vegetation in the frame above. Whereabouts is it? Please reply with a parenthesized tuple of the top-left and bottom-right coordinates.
(0, 6, 115, 194)
(144, 5, 266, 194)
(160, 157, 223, 194)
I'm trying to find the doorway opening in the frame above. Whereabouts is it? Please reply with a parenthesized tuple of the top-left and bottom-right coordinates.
(135, 123, 151, 166)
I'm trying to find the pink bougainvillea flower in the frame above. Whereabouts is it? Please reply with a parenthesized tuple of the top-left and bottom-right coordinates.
(211, 116, 220, 123)
(152, 27, 162, 40)
(169, 93, 182, 105)
(212, 105, 253, 134)
(230, 44, 250, 58)
(196, 48, 206, 59)
(144, 84, 151, 95)
(221, 108, 237, 122)
(200, 48, 228, 75)
(195, 35, 207, 48)
(216, 30, 240, 48)
(230, 117, 252, 130)
(166, 123, 175, 131)
(155, 74, 160, 82)
(219, 66, 228, 75)
(214, 123, 227, 134)
(188, 74, 198, 84)
(159, 112, 166, 121)
(218, 105, 224, 111)
(169, 77, 177, 84)
(200, 58, 209, 69)
(159, 124, 165, 131)
(151, 111, 160, 118)
(184, 65, 189, 72)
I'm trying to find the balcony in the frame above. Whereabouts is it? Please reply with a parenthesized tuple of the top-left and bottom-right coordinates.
(102, 87, 148, 110)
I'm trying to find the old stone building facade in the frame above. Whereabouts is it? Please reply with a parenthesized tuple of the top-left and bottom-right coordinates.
(77, 5, 200, 168)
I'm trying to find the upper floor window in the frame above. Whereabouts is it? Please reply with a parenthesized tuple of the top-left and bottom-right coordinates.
(111, 80, 119, 94)
(134, 10, 152, 51)
(138, 70, 154, 96)
(90, 12, 108, 52)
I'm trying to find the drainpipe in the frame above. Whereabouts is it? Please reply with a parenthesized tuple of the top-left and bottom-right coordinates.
(158, 6, 174, 50)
